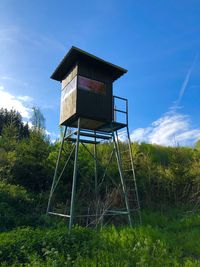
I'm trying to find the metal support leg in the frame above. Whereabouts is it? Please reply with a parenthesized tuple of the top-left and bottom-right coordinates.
(69, 118, 81, 232)
(51, 144, 75, 196)
(94, 131, 98, 200)
(112, 130, 133, 227)
(47, 126, 67, 213)
(94, 131, 98, 225)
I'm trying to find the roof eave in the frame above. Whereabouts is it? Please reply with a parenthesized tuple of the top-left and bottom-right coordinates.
(50, 46, 127, 82)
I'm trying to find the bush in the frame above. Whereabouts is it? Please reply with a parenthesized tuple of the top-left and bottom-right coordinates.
(0, 182, 34, 230)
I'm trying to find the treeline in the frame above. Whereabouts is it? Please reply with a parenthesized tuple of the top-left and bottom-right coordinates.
(0, 108, 29, 139)
(0, 108, 51, 192)
(1, 108, 200, 229)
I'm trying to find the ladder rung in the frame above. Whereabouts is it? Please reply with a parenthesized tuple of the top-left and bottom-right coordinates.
(129, 198, 138, 202)
(114, 108, 127, 114)
(74, 131, 112, 140)
(128, 192, 136, 197)
(67, 137, 100, 144)
(124, 169, 133, 172)
(48, 212, 71, 218)
(128, 197, 137, 200)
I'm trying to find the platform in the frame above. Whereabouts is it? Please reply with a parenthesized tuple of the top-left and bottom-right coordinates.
(97, 121, 127, 133)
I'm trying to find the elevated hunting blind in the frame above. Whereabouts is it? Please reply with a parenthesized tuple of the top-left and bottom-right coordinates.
(47, 46, 141, 231)
(51, 46, 127, 131)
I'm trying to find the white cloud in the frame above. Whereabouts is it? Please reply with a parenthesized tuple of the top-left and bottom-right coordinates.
(129, 128, 152, 142)
(17, 95, 33, 102)
(175, 130, 200, 143)
(0, 85, 32, 118)
(0, 75, 29, 87)
(44, 130, 60, 143)
(23, 121, 33, 128)
(44, 129, 60, 139)
(45, 129, 51, 136)
(0, 26, 65, 52)
(1, 76, 12, 80)
(130, 111, 200, 146)
(130, 55, 200, 147)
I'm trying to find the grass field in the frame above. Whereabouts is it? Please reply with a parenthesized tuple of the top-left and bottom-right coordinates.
(1, 210, 200, 266)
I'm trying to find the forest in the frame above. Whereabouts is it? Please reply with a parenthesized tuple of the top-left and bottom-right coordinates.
(1, 107, 200, 266)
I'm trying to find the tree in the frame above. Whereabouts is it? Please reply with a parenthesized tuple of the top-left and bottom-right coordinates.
(31, 107, 45, 132)
(0, 124, 18, 181)
(12, 130, 51, 192)
(0, 108, 29, 139)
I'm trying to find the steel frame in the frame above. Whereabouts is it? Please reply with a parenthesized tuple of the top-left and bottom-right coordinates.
(47, 96, 141, 232)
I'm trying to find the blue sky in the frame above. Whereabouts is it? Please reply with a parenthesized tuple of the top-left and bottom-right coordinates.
(1, 0, 200, 146)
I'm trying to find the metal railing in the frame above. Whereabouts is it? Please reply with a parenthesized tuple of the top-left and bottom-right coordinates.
(113, 95, 128, 125)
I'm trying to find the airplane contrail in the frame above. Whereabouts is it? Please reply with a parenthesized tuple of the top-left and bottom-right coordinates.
(175, 54, 198, 107)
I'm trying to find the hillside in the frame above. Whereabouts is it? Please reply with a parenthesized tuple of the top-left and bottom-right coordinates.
(1, 108, 200, 266)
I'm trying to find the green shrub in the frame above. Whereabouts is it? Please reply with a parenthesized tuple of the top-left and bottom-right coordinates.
(0, 182, 34, 230)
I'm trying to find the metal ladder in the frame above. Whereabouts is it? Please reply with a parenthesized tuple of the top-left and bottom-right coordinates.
(115, 127, 141, 225)
(113, 96, 141, 224)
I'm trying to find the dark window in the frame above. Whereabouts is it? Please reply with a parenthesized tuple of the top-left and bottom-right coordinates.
(78, 76, 106, 94)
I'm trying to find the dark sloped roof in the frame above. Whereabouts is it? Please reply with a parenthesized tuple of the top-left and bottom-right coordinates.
(51, 46, 127, 82)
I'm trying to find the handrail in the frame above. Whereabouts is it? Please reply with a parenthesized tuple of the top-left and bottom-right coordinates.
(113, 95, 128, 102)
(113, 95, 128, 125)
(114, 109, 127, 114)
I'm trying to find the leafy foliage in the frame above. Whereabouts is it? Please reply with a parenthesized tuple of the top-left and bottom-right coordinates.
(0, 108, 29, 139)
(12, 131, 51, 191)
(1, 108, 200, 265)
(0, 181, 34, 231)
(31, 107, 46, 132)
